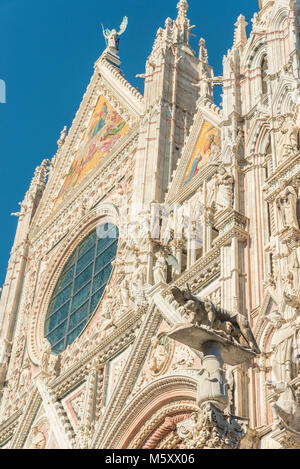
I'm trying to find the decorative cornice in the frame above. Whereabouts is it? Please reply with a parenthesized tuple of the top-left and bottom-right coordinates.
(0, 410, 22, 446)
(95, 58, 144, 105)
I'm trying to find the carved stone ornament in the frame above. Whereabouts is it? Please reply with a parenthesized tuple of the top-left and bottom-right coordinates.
(166, 285, 258, 449)
(271, 425, 300, 450)
(170, 285, 260, 355)
(148, 335, 170, 376)
(177, 402, 248, 450)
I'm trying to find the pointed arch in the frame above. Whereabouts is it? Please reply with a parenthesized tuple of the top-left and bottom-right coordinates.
(95, 375, 197, 449)
(254, 289, 279, 351)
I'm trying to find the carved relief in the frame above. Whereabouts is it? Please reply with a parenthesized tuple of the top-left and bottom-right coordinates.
(171, 345, 195, 371)
(277, 117, 299, 161)
(276, 183, 299, 231)
(148, 336, 170, 376)
(266, 311, 300, 387)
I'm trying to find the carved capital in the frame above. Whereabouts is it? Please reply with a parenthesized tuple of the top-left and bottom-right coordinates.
(176, 402, 248, 449)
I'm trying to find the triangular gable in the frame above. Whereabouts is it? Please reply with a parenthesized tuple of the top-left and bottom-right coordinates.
(166, 102, 221, 204)
(54, 94, 131, 207)
(33, 56, 143, 224)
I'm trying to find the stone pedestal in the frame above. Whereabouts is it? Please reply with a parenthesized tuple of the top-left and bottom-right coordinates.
(100, 48, 121, 69)
(197, 342, 228, 410)
(167, 323, 255, 449)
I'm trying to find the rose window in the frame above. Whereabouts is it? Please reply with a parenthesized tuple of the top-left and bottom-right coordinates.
(44, 224, 118, 353)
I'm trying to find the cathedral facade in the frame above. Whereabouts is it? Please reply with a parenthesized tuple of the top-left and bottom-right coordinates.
(1, 0, 300, 449)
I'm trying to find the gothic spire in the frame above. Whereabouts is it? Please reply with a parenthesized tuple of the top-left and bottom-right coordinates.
(173, 0, 192, 46)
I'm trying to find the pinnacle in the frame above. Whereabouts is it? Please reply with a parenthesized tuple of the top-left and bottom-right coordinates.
(233, 14, 248, 47)
(176, 0, 189, 19)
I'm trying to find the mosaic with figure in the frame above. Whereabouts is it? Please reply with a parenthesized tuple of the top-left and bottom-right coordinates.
(55, 95, 130, 205)
(184, 121, 221, 185)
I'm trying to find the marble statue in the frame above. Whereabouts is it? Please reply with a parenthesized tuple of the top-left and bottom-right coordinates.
(279, 118, 299, 159)
(276, 183, 299, 231)
(153, 252, 167, 284)
(29, 426, 47, 450)
(171, 285, 260, 354)
(215, 167, 233, 210)
(148, 336, 169, 374)
(41, 338, 52, 374)
(266, 311, 300, 388)
(102, 16, 128, 51)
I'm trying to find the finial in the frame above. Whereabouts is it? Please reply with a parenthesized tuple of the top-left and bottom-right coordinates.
(176, 0, 189, 21)
(233, 14, 248, 47)
(199, 38, 208, 63)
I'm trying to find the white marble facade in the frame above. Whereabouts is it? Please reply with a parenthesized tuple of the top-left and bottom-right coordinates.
(1, 0, 300, 449)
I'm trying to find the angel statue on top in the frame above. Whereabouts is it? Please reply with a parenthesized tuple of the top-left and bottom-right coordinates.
(102, 16, 128, 51)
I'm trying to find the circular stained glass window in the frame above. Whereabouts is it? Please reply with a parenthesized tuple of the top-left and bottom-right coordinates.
(45, 223, 119, 354)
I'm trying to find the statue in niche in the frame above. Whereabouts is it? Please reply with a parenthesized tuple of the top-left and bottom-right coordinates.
(278, 117, 299, 159)
(114, 257, 131, 308)
(266, 311, 300, 436)
(137, 211, 151, 241)
(282, 271, 300, 311)
(153, 251, 167, 284)
(190, 188, 204, 223)
(162, 211, 175, 245)
(130, 255, 147, 306)
(206, 175, 217, 209)
(215, 167, 233, 211)
(266, 311, 300, 388)
(276, 183, 299, 231)
(41, 338, 52, 374)
(127, 222, 148, 253)
(102, 16, 128, 51)
(120, 274, 131, 307)
(148, 336, 169, 375)
(0, 339, 11, 389)
(18, 358, 31, 396)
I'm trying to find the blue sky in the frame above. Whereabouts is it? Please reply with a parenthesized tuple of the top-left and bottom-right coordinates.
(0, 0, 258, 285)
